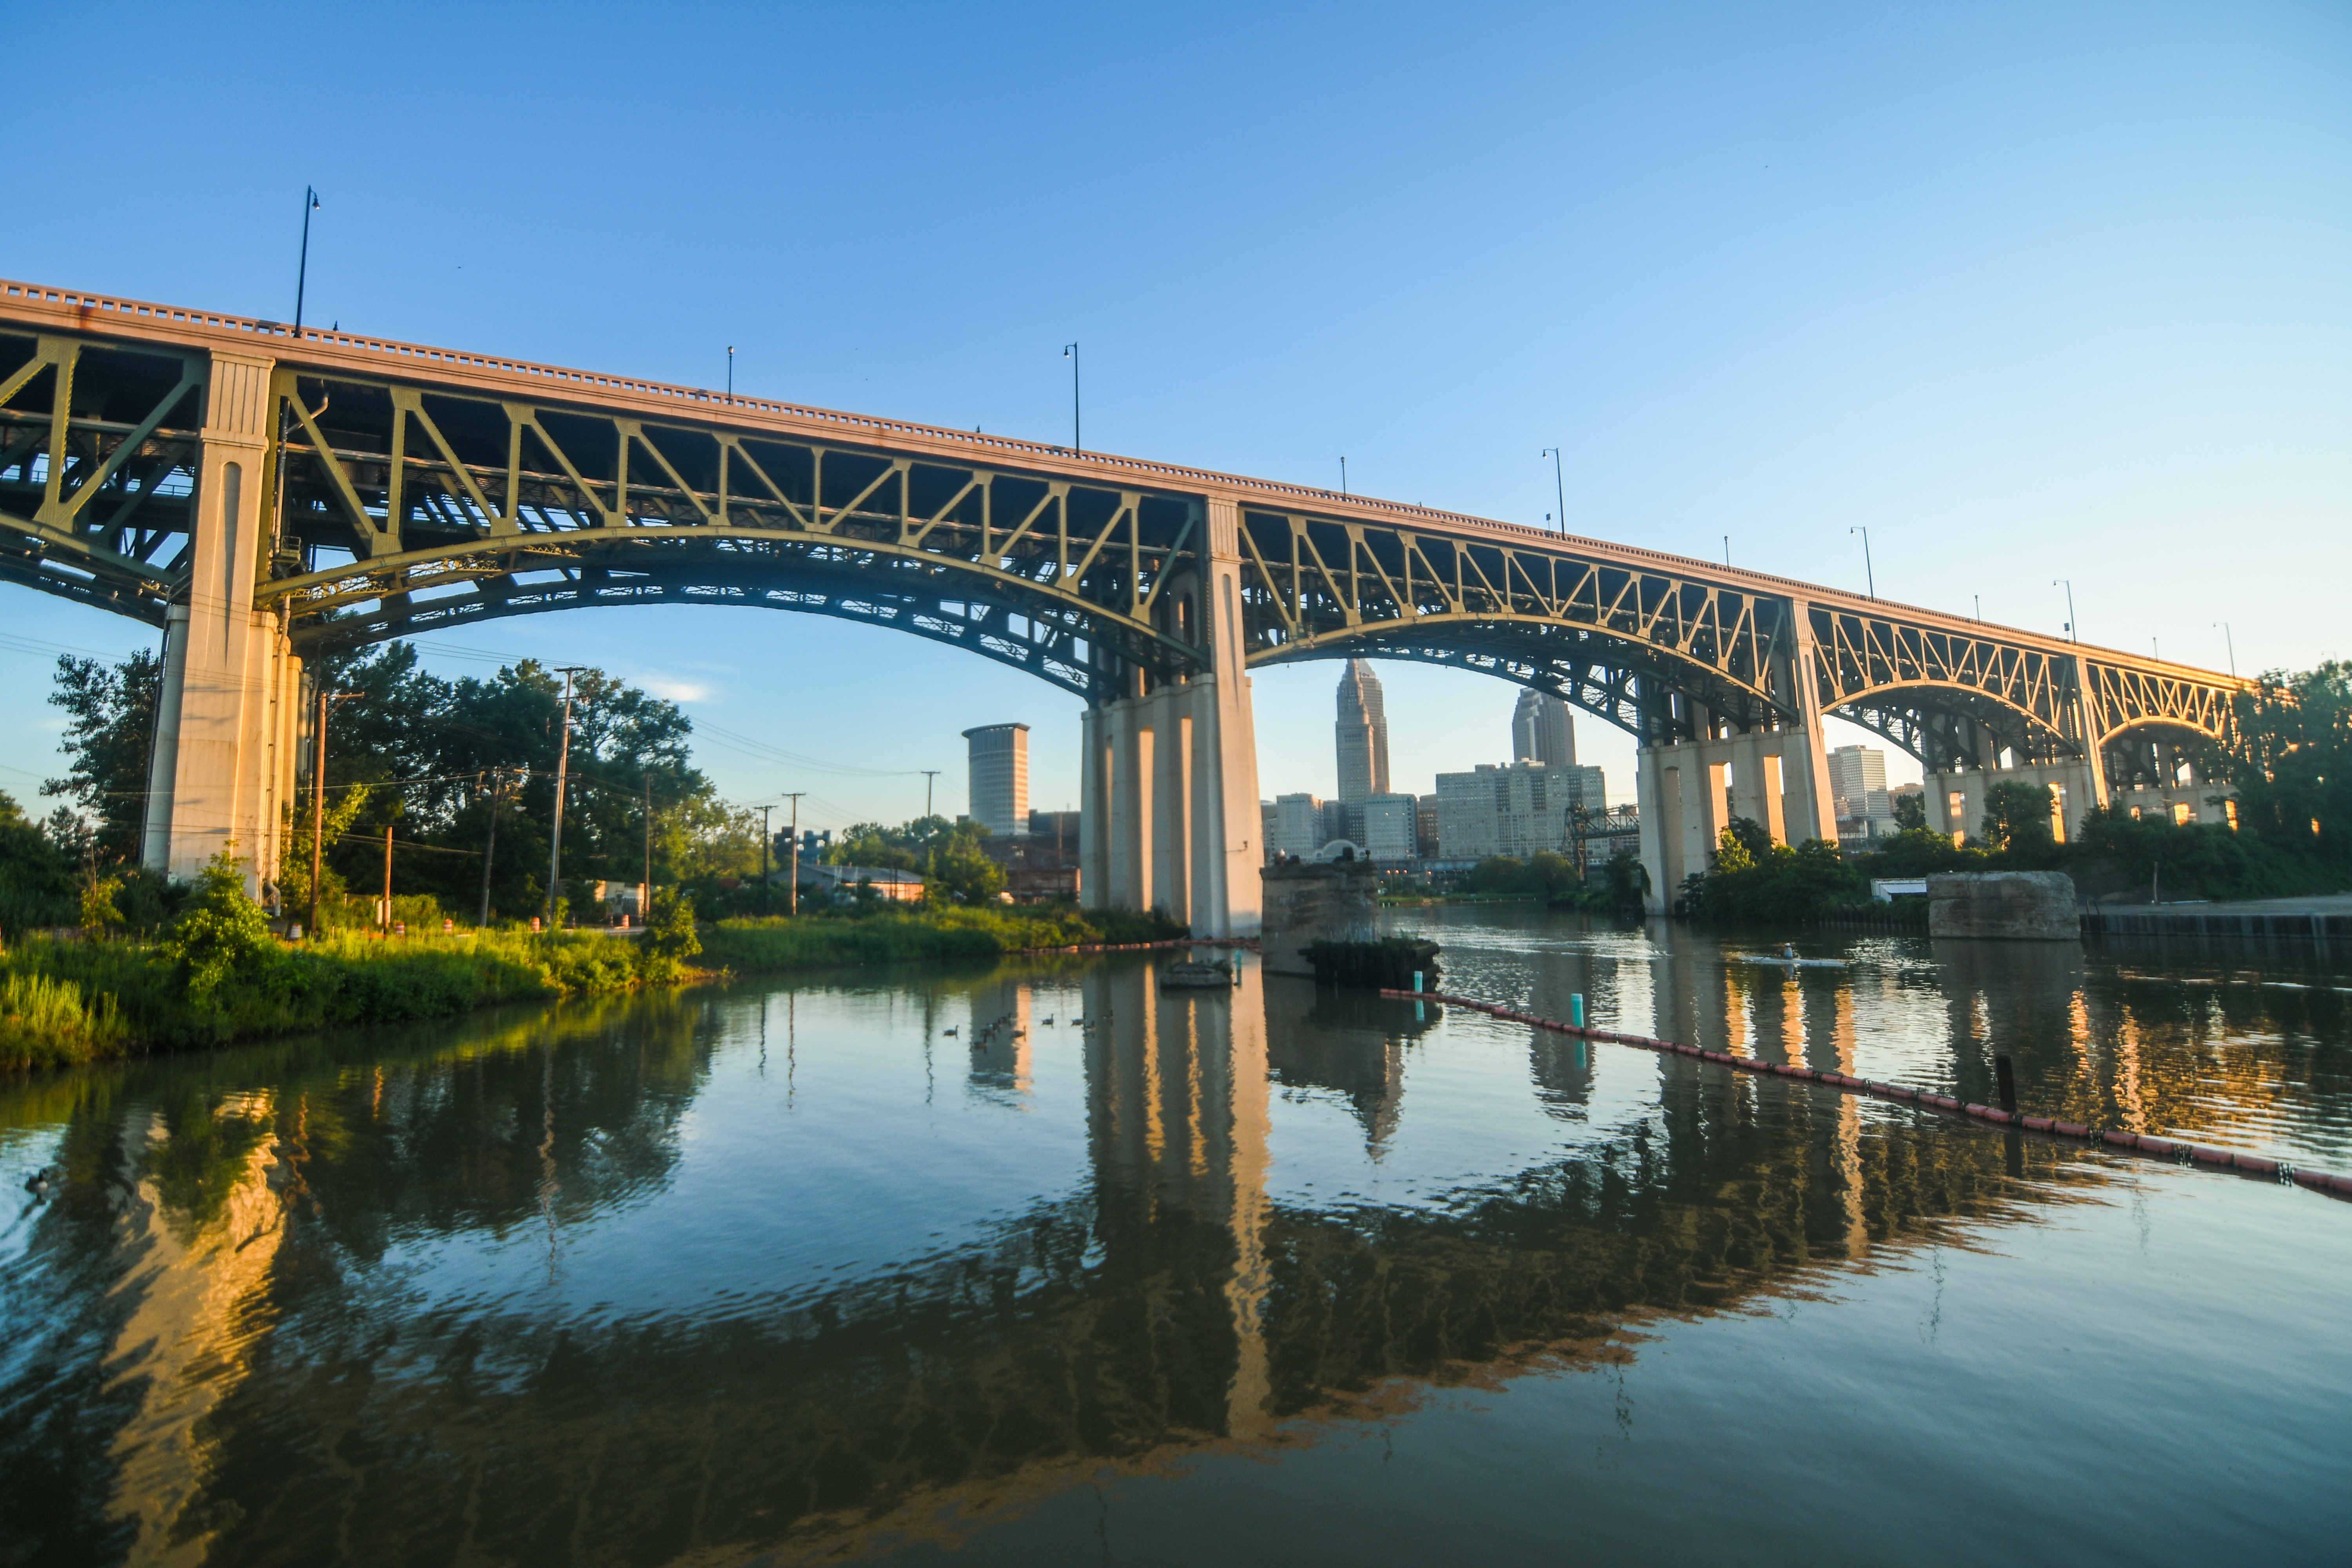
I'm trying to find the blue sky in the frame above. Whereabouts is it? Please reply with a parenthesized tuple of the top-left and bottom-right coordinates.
(4, 0, 2346, 828)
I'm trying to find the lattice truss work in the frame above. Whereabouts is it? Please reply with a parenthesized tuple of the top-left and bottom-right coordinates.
(1234, 510, 1796, 740)
(0, 333, 203, 623)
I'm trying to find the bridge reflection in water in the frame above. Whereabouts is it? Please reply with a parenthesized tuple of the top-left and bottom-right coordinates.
(2, 936, 2343, 1566)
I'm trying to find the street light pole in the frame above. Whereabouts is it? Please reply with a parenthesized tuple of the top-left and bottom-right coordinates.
(2214, 621, 2236, 677)
(294, 187, 321, 332)
(1850, 526, 1875, 600)
(1340, 456, 1347, 496)
(1063, 343, 1080, 453)
(1541, 448, 1566, 534)
(2053, 579, 2077, 642)
(545, 666, 586, 927)
(727, 346, 734, 398)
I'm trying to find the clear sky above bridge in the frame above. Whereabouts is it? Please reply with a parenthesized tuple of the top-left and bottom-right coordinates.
(4, 0, 2346, 826)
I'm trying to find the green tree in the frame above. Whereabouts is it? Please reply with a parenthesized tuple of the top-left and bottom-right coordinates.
(43, 648, 162, 865)
(1602, 850, 1650, 910)
(163, 852, 281, 1001)
(1980, 780, 2059, 864)
(926, 828, 1003, 906)
(1892, 791, 1927, 831)
(0, 789, 78, 936)
(2209, 661, 2351, 879)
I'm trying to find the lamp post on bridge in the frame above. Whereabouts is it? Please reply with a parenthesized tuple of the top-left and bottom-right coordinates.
(1541, 448, 1565, 534)
(1850, 526, 1875, 600)
(2214, 622, 2236, 677)
(1063, 343, 1080, 454)
(294, 186, 321, 332)
(727, 346, 734, 398)
(2053, 579, 2077, 642)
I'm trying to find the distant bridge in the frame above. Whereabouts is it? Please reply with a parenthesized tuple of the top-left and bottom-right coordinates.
(0, 278, 2246, 924)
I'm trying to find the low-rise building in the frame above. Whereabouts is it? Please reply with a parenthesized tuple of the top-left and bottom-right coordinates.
(799, 864, 926, 903)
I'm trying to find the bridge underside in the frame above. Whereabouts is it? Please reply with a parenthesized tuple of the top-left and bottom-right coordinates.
(0, 292, 2249, 920)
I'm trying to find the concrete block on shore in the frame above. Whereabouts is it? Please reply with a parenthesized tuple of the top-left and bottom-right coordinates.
(1927, 871, 2079, 941)
(1259, 860, 1381, 977)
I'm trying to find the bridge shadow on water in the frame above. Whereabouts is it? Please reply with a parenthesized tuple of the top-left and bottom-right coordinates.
(1, 929, 2343, 1566)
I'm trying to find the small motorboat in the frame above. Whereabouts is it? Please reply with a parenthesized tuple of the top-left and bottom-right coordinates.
(1160, 958, 1235, 990)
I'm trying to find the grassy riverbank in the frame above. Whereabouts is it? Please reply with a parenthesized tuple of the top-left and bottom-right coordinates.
(1, 896, 1185, 1073)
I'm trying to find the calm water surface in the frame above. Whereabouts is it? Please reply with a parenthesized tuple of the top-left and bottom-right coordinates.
(3, 909, 2348, 1566)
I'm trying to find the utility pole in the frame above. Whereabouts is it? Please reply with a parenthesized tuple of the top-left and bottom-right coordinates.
(785, 792, 806, 916)
(642, 779, 653, 918)
(546, 666, 586, 927)
(921, 770, 941, 820)
(306, 686, 356, 940)
(759, 804, 774, 916)
(478, 768, 512, 927)
(381, 821, 394, 932)
(1063, 343, 1080, 452)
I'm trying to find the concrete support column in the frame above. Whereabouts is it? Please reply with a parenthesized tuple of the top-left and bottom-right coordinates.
(2071, 652, 2112, 811)
(1150, 684, 1190, 922)
(1079, 705, 1109, 909)
(1108, 698, 1147, 911)
(149, 350, 279, 892)
(140, 604, 191, 871)
(1635, 746, 1674, 915)
(1782, 597, 1841, 845)
(1073, 496, 1262, 936)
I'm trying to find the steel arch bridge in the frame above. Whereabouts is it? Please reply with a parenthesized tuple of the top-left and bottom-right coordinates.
(0, 278, 2248, 920)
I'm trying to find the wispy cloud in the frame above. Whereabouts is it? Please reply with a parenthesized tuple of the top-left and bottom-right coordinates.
(641, 677, 714, 704)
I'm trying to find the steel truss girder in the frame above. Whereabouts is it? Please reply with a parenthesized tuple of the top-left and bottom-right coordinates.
(1809, 605, 2084, 752)
(1235, 510, 1794, 728)
(272, 532, 1176, 706)
(2084, 660, 2233, 746)
(0, 330, 203, 617)
(255, 367, 1210, 700)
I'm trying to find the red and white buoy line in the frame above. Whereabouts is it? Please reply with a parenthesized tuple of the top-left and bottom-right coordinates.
(1381, 988, 2352, 1201)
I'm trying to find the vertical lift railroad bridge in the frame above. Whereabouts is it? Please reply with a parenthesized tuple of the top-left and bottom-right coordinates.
(0, 279, 2248, 929)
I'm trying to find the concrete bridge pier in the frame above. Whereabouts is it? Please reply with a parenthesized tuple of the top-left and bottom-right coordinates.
(1634, 724, 1837, 912)
(138, 351, 301, 899)
(1079, 499, 1263, 937)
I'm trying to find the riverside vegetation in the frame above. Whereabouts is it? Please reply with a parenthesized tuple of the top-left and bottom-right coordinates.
(0, 835, 1183, 1072)
(1676, 661, 2352, 924)
(4, 637, 1180, 1071)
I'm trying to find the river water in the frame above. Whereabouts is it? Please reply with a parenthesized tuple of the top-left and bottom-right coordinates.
(3, 909, 2347, 1566)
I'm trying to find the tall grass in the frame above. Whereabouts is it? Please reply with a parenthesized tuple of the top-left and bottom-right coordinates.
(0, 972, 124, 1071)
(2, 903, 1189, 1073)
(700, 904, 1187, 972)
(0, 929, 664, 1071)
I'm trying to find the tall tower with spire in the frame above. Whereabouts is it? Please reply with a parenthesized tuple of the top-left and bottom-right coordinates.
(1511, 688, 1577, 769)
(1335, 660, 1390, 804)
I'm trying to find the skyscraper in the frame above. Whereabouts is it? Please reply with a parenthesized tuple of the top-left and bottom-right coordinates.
(1334, 659, 1390, 804)
(1511, 688, 1577, 769)
(962, 723, 1030, 836)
